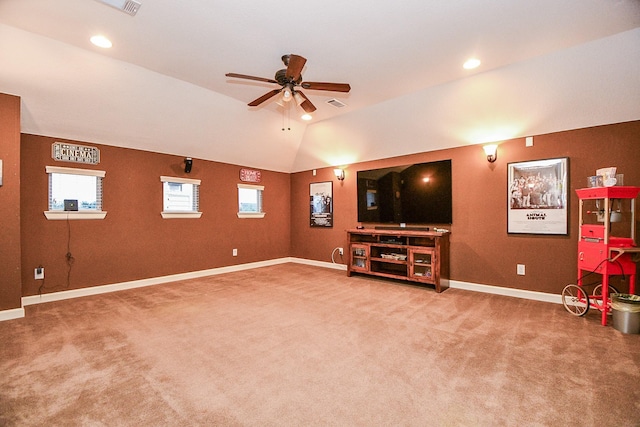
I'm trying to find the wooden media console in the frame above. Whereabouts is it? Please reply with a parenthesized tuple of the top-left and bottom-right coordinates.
(347, 228, 450, 292)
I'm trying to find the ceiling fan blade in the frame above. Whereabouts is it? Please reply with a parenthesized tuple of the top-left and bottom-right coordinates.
(301, 82, 351, 92)
(248, 89, 282, 106)
(226, 73, 278, 84)
(297, 91, 317, 113)
(285, 54, 307, 81)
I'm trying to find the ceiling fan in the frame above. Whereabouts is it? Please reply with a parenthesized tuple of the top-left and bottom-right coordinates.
(225, 54, 351, 114)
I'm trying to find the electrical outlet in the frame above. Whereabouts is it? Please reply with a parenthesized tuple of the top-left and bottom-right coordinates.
(338, 247, 344, 256)
(34, 267, 44, 280)
(232, 248, 238, 256)
(517, 264, 525, 275)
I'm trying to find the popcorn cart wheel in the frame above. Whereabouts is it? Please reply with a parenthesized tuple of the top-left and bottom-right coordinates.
(561, 283, 620, 317)
(593, 283, 620, 306)
(562, 284, 589, 316)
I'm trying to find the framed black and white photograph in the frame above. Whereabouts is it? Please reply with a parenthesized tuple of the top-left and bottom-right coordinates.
(310, 181, 333, 227)
(507, 157, 569, 235)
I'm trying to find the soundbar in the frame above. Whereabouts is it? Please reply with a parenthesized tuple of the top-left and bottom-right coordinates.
(374, 226, 430, 231)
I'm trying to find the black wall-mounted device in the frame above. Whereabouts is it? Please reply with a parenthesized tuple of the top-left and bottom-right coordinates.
(184, 157, 193, 173)
(64, 199, 78, 211)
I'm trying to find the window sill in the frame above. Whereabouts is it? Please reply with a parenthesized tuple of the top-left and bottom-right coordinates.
(44, 211, 107, 220)
(237, 212, 265, 219)
(161, 211, 203, 219)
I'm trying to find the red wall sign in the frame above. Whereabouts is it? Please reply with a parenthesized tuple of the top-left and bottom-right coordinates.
(239, 168, 261, 183)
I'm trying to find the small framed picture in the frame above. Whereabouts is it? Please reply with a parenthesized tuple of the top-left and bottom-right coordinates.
(310, 181, 333, 227)
(507, 157, 569, 235)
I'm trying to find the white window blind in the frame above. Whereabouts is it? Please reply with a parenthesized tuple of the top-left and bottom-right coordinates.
(46, 166, 105, 211)
(160, 176, 202, 219)
(44, 166, 107, 220)
(237, 183, 265, 218)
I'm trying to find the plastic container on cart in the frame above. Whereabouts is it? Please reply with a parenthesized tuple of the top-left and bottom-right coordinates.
(611, 294, 640, 334)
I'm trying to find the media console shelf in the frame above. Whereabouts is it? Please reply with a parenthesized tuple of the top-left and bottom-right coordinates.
(347, 229, 450, 292)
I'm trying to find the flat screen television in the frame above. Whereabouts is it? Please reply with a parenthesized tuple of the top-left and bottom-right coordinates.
(357, 159, 452, 225)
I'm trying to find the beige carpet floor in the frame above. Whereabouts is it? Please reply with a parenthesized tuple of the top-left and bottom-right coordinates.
(1, 263, 639, 426)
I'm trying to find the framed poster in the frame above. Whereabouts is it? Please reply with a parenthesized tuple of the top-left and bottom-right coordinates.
(310, 181, 333, 227)
(507, 157, 569, 235)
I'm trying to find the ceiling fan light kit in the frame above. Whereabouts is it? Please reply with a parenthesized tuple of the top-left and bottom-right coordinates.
(226, 54, 351, 118)
(282, 85, 293, 102)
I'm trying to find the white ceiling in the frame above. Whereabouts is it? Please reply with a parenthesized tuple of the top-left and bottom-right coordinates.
(1, 0, 639, 172)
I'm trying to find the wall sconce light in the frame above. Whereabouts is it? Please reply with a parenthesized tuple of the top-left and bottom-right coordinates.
(483, 144, 498, 163)
(184, 157, 193, 173)
(334, 168, 345, 181)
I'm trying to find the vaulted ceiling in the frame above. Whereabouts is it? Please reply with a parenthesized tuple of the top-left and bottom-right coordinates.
(1, 0, 639, 172)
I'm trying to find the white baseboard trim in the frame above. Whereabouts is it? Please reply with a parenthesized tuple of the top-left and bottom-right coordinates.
(4, 259, 557, 321)
(449, 280, 562, 304)
(290, 257, 348, 271)
(0, 307, 25, 321)
(20, 257, 346, 308)
(22, 258, 289, 307)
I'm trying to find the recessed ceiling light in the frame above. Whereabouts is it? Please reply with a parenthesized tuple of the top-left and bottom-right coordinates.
(90, 35, 112, 48)
(301, 113, 312, 121)
(463, 58, 481, 70)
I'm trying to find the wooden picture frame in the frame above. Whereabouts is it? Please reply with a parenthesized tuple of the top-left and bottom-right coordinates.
(507, 157, 569, 235)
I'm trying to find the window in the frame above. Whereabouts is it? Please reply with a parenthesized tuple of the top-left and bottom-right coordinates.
(44, 166, 106, 220)
(237, 183, 264, 218)
(161, 176, 202, 219)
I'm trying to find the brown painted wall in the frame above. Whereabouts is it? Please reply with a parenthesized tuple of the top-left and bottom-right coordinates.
(0, 94, 22, 310)
(20, 134, 291, 297)
(12, 120, 640, 301)
(291, 121, 640, 294)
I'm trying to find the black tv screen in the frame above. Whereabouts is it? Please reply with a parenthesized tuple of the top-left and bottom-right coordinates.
(357, 159, 452, 225)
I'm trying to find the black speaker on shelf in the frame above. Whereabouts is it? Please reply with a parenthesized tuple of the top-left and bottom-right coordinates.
(184, 157, 193, 173)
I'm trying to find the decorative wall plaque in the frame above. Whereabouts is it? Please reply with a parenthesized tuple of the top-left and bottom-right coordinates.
(52, 142, 100, 165)
(240, 168, 261, 183)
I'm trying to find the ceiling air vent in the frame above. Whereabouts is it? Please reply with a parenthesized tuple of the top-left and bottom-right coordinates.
(95, 0, 142, 16)
(326, 99, 347, 108)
